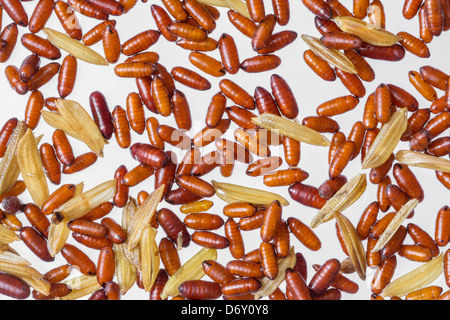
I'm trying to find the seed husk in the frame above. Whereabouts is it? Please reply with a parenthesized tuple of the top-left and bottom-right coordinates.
(371, 199, 419, 253)
(43, 28, 109, 66)
(60, 275, 101, 300)
(47, 220, 70, 258)
(47, 184, 84, 257)
(334, 16, 403, 47)
(58, 179, 117, 221)
(55, 99, 106, 157)
(197, 0, 251, 19)
(301, 34, 358, 74)
(211, 180, 290, 206)
(381, 253, 444, 298)
(40, 110, 85, 142)
(251, 113, 331, 147)
(16, 128, 49, 207)
(335, 213, 367, 280)
(0, 121, 26, 195)
(127, 185, 165, 251)
(0, 224, 20, 244)
(140, 226, 160, 292)
(121, 198, 141, 269)
(160, 247, 217, 300)
(0, 251, 31, 266)
(362, 108, 408, 169)
(114, 243, 137, 295)
(396, 150, 450, 173)
(23, 277, 51, 297)
(310, 173, 367, 228)
(0, 260, 43, 279)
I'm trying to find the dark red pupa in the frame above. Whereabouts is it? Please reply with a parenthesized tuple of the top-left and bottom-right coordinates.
(89, 91, 114, 140)
(0, 273, 30, 299)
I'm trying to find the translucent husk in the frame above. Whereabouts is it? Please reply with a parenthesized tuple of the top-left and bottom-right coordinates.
(301, 34, 358, 74)
(47, 220, 70, 258)
(16, 128, 49, 207)
(55, 99, 106, 157)
(47, 183, 84, 257)
(334, 16, 403, 46)
(121, 198, 141, 269)
(59, 179, 116, 221)
(396, 150, 450, 173)
(361, 108, 408, 169)
(381, 254, 444, 298)
(160, 247, 217, 300)
(59, 275, 101, 300)
(0, 121, 26, 194)
(0, 224, 20, 244)
(114, 243, 137, 295)
(211, 180, 290, 206)
(335, 213, 367, 280)
(254, 246, 296, 300)
(223, 0, 251, 18)
(0, 261, 43, 279)
(197, 0, 251, 19)
(371, 199, 419, 252)
(23, 277, 51, 296)
(0, 245, 19, 256)
(139, 226, 160, 292)
(122, 197, 138, 231)
(0, 251, 31, 266)
(197, 0, 228, 6)
(251, 113, 331, 147)
(310, 173, 367, 228)
(0, 249, 50, 296)
(127, 185, 165, 251)
(40, 110, 85, 141)
(43, 28, 109, 65)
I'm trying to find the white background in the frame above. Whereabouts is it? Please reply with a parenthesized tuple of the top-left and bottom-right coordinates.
(0, 0, 449, 300)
